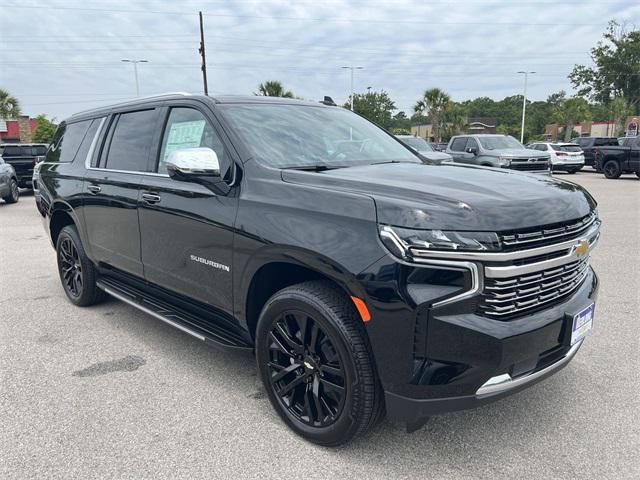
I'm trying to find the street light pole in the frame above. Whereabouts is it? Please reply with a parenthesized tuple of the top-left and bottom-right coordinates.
(341, 66, 363, 111)
(122, 59, 149, 97)
(517, 71, 535, 143)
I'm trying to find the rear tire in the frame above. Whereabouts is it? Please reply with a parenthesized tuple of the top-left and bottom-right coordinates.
(56, 225, 105, 306)
(2, 179, 19, 204)
(256, 280, 383, 446)
(603, 160, 621, 179)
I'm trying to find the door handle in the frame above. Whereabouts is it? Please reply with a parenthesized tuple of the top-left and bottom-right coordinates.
(87, 185, 101, 194)
(141, 192, 161, 204)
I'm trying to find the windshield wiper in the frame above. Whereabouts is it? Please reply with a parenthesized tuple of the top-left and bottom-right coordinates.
(282, 164, 347, 171)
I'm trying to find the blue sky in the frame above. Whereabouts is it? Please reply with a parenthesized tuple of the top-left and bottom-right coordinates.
(1, 0, 638, 120)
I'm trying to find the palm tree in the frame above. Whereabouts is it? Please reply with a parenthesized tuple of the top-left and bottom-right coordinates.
(553, 96, 591, 141)
(255, 80, 295, 98)
(414, 88, 451, 142)
(440, 102, 467, 140)
(0, 89, 21, 119)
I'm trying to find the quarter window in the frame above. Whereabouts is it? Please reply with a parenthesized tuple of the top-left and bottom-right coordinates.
(104, 109, 157, 172)
(46, 120, 93, 163)
(157, 107, 227, 175)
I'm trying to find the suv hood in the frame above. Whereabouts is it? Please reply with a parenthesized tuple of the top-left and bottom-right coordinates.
(282, 163, 595, 231)
(491, 148, 549, 158)
(419, 150, 453, 163)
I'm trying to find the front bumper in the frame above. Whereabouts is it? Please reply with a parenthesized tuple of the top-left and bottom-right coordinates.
(381, 268, 598, 422)
(386, 338, 585, 421)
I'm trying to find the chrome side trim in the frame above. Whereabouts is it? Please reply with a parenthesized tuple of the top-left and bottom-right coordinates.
(410, 221, 600, 262)
(86, 167, 170, 177)
(485, 234, 598, 279)
(415, 259, 482, 307)
(99, 285, 207, 342)
(476, 339, 583, 397)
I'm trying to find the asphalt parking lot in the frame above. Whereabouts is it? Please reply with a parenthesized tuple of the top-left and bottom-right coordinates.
(1, 172, 638, 479)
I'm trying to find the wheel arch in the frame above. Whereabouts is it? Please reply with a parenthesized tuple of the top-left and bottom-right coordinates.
(49, 201, 83, 246)
(239, 248, 371, 341)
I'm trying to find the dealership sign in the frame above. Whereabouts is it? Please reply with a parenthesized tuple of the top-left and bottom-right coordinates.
(628, 118, 638, 137)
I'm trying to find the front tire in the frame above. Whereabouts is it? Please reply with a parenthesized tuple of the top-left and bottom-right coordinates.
(2, 179, 19, 204)
(256, 281, 383, 446)
(603, 160, 621, 179)
(56, 225, 104, 306)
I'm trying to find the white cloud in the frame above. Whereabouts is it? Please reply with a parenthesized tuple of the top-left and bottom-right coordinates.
(1, 0, 637, 119)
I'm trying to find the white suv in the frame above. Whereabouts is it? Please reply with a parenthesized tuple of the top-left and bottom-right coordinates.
(529, 142, 585, 174)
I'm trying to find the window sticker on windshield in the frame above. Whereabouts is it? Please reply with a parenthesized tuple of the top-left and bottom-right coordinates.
(164, 120, 206, 161)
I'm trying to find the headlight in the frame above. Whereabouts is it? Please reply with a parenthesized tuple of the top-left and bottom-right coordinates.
(497, 156, 511, 166)
(379, 225, 500, 259)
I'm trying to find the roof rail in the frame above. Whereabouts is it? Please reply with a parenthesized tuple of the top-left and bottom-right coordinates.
(72, 92, 193, 116)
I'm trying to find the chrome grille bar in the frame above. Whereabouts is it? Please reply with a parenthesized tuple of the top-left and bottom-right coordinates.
(501, 213, 597, 248)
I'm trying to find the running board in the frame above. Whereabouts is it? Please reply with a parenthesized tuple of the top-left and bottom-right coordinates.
(96, 278, 253, 353)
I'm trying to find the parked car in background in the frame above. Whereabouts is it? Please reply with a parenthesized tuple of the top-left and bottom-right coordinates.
(570, 137, 619, 169)
(0, 143, 48, 189)
(395, 135, 453, 164)
(528, 142, 584, 173)
(37, 93, 600, 446)
(0, 155, 20, 204)
(430, 142, 448, 152)
(592, 135, 640, 179)
(32, 161, 45, 215)
(446, 134, 550, 173)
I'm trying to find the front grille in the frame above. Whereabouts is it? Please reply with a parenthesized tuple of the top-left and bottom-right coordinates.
(509, 160, 549, 171)
(500, 213, 597, 251)
(479, 256, 590, 318)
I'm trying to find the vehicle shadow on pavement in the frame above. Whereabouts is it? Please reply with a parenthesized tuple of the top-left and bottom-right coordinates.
(91, 294, 596, 477)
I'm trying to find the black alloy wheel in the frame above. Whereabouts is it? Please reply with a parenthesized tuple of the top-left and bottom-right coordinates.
(58, 237, 83, 298)
(256, 281, 383, 446)
(603, 160, 621, 179)
(266, 310, 346, 427)
(55, 225, 104, 306)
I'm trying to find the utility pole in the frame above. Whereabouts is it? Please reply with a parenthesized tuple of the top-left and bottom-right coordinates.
(121, 59, 148, 97)
(341, 66, 363, 111)
(199, 11, 209, 96)
(517, 71, 535, 143)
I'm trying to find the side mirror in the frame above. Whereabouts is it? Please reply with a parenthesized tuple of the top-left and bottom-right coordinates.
(466, 147, 478, 155)
(165, 147, 229, 194)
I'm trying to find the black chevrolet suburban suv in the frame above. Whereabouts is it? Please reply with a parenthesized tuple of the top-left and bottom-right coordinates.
(37, 93, 600, 446)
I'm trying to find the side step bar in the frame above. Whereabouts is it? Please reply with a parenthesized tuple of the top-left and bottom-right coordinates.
(96, 278, 253, 353)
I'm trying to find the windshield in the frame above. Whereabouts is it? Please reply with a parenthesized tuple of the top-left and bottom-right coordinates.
(401, 137, 434, 152)
(477, 136, 524, 150)
(552, 144, 581, 152)
(220, 104, 420, 168)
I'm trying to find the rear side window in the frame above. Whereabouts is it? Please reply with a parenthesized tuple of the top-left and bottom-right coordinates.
(103, 109, 157, 172)
(73, 119, 102, 166)
(46, 120, 93, 163)
(450, 137, 467, 151)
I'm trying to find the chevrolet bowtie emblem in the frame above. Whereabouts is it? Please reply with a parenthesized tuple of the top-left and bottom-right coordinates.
(574, 239, 589, 255)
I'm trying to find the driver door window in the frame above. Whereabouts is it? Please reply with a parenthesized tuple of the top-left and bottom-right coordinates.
(465, 138, 479, 152)
(157, 107, 227, 175)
